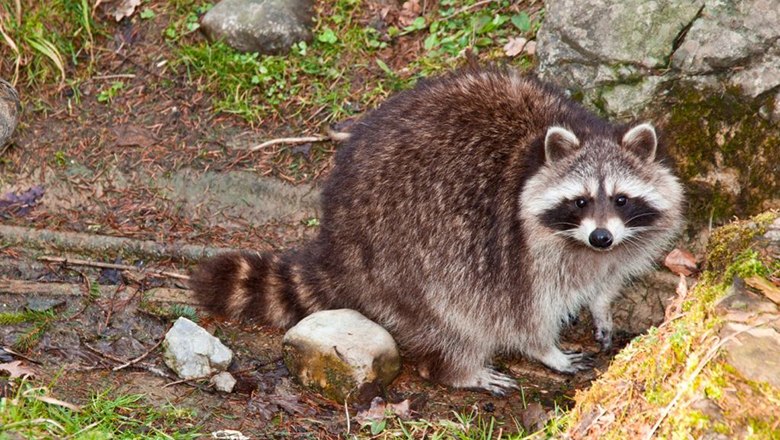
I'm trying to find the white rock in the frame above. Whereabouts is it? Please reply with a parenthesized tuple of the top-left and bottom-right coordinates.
(162, 317, 233, 380)
(210, 371, 237, 393)
(283, 309, 401, 402)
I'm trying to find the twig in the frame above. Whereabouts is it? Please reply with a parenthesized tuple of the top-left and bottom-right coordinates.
(0, 224, 234, 262)
(113, 330, 168, 371)
(92, 74, 137, 80)
(249, 135, 329, 152)
(1, 346, 42, 364)
(39, 255, 190, 281)
(162, 375, 209, 388)
(448, 0, 495, 17)
(645, 316, 780, 440)
(84, 343, 126, 364)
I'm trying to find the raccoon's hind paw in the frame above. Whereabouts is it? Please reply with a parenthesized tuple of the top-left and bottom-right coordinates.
(539, 348, 594, 375)
(453, 368, 519, 396)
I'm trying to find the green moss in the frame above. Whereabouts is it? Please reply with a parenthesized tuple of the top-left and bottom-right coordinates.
(704, 213, 776, 275)
(662, 85, 779, 229)
(282, 346, 358, 403)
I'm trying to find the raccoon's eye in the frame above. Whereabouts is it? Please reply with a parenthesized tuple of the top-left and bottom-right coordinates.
(615, 195, 628, 206)
(575, 198, 588, 208)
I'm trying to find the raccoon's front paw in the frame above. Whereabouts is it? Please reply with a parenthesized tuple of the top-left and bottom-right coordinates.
(452, 368, 519, 397)
(539, 349, 594, 375)
(594, 326, 612, 351)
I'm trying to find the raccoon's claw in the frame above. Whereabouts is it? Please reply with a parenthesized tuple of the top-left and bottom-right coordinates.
(541, 349, 594, 375)
(594, 327, 612, 351)
(561, 350, 595, 372)
(453, 368, 519, 396)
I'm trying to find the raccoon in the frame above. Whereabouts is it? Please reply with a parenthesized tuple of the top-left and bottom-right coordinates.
(191, 66, 684, 395)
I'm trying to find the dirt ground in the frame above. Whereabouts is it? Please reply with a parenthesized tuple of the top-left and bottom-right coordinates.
(0, 1, 641, 438)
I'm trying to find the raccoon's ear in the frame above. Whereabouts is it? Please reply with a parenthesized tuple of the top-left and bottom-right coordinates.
(622, 123, 657, 162)
(544, 126, 580, 163)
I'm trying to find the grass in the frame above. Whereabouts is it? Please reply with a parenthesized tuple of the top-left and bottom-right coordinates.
(169, 0, 540, 123)
(0, 379, 200, 439)
(0, 0, 98, 86)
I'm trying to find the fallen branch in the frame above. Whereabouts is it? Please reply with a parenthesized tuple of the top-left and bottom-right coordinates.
(113, 328, 168, 372)
(249, 125, 352, 152)
(0, 224, 235, 262)
(249, 135, 329, 152)
(38, 256, 190, 281)
(0, 279, 198, 305)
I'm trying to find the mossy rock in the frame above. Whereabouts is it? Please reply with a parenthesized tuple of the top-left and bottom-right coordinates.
(655, 83, 779, 230)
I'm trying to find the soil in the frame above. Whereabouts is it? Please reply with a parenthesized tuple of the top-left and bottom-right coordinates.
(0, 2, 640, 438)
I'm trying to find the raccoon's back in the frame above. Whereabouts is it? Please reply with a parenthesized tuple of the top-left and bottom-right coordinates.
(321, 68, 604, 285)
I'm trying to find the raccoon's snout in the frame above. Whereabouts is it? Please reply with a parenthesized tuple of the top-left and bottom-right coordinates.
(589, 228, 613, 249)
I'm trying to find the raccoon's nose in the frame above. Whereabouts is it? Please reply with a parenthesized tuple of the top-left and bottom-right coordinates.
(589, 228, 613, 249)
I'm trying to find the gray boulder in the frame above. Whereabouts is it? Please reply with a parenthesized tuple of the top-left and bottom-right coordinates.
(0, 79, 20, 146)
(162, 317, 233, 379)
(537, 0, 780, 117)
(536, 0, 780, 226)
(282, 309, 401, 403)
(200, 0, 314, 55)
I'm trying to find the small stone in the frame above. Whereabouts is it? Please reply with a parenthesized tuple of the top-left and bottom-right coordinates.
(200, 0, 314, 55)
(282, 309, 401, 403)
(210, 371, 237, 393)
(162, 317, 233, 380)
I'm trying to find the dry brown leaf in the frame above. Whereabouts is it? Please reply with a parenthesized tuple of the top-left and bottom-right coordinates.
(111, 0, 141, 21)
(523, 40, 537, 56)
(503, 37, 528, 57)
(0, 360, 36, 379)
(354, 397, 411, 425)
(744, 275, 780, 305)
(398, 0, 422, 28)
(664, 248, 698, 276)
(113, 124, 157, 148)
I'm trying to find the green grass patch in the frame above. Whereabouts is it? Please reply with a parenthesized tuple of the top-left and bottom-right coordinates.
(169, 0, 539, 122)
(0, 0, 99, 86)
(0, 380, 200, 439)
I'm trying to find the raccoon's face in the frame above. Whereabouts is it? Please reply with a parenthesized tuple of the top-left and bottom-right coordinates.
(522, 124, 681, 252)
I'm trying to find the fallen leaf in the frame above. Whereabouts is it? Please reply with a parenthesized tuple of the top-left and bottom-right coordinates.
(113, 124, 157, 148)
(211, 431, 249, 440)
(523, 40, 537, 56)
(398, 0, 422, 28)
(745, 276, 780, 305)
(112, 0, 141, 21)
(664, 248, 698, 276)
(519, 402, 550, 432)
(0, 360, 36, 379)
(355, 397, 411, 425)
(503, 37, 528, 57)
(676, 273, 688, 298)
